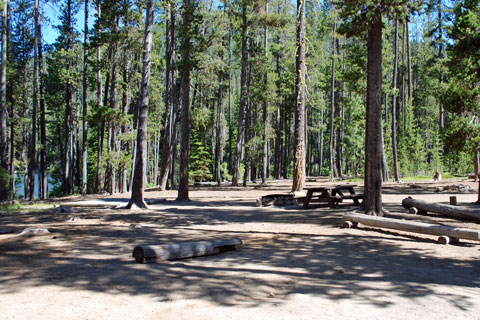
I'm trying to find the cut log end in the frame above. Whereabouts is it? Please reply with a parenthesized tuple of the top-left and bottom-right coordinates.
(438, 235, 460, 245)
(409, 207, 419, 215)
(343, 220, 358, 229)
(132, 246, 145, 263)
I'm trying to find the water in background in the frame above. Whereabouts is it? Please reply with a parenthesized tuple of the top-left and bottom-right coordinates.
(15, 171, 58, 199)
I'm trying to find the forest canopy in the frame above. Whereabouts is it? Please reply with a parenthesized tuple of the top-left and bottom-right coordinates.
(0, 0, 478, 202)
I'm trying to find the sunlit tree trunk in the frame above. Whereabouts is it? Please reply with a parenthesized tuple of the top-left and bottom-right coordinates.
(291, 0, 306, 192)
(127, 0, 155, 208)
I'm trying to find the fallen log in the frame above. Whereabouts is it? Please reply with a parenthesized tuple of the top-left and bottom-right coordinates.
(132, 238, 242, 263)
(402, 197, 480, 222)
(343, 212, 480, 244)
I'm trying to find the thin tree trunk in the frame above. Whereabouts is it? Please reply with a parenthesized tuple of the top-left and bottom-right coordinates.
(127, 0, 154, 208)
(106, 23, 119, 194)
(262, 1, 269, 184)
(329, 18, 338, 180)
(37, 3, 47, 199)
(232, 3, 248, 186)
(81, 0, 89, 195)
(437, 0, 444, 130)
(406, 20, 413, 108)
(319, 101, 325, 175)
(391, 17, 400, 182)
(215, 75, 223, 186)
(177, 0, 194, 200)
(63, 0, 73, 196)
(0, 0, 9, 201)
(401, 21, 406, 130)
(273, 32, 282, 180)
(119, 60, 130, 193)
(29, 0, 40, 200)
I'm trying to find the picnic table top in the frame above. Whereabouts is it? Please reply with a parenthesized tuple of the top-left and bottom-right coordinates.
(306, 185, 357, 191)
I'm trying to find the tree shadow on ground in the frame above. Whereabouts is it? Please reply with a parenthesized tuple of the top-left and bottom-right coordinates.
(0, 200, 479, 311)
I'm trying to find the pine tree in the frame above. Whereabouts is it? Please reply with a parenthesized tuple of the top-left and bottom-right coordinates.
(126, 0, 155, 209)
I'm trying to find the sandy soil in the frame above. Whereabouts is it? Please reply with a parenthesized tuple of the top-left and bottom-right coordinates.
(1, 178, 480, 320)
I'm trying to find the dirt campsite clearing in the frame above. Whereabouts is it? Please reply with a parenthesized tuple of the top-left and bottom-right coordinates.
(1, 178, 480, 320)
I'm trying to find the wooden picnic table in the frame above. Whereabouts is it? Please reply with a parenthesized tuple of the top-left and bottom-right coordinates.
(303, 185, 363, 209)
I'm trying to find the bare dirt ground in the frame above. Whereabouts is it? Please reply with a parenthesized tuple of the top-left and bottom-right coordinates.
(1, 178, 480, 320)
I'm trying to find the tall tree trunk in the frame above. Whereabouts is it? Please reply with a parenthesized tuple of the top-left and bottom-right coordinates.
(95, 0, 103, 193)
(273, 32, 282, 180)
(406, 19, 413, 108)
(215, 75, 224, 186)
(106, 24, 119, 194)
(319, 101, 325, 175)
(382, 94, 389, 182)
(329, 18, 338, 180)
(401, 21, 406, 130)
(127, 0, 154, 209)
(36, 2, 47, 199)
(0, 0, 9, 201)
(262, 0, 269, 184)
(119, 60, 130, 193)
(391, 18, 400, 182)
(29, 0, 40, 200)
(364, 6, 383, 216)
(232, 3, 248, 186)
(291, 0, 306, 192)
(227, 1, 234, 176)
(81, 0, 89, 195)
(63, 0, 73, 196)
(177, 0, 194, 200)
(159, 0, 178, 191)
(437, 0, 444, 130)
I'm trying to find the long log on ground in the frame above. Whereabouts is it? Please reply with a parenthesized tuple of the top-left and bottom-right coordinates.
(343, 212, 480, 244)
(402, 197, 480, 222)
(132, 238, 242, 263)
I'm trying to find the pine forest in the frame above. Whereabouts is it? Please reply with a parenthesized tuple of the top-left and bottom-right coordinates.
(0, 0, 479, 211)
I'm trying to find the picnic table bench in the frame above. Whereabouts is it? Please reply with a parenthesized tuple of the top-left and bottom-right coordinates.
(303, 185, 363, 209)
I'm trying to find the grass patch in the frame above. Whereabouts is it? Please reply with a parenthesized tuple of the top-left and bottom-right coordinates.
(0, 201, 58, 213)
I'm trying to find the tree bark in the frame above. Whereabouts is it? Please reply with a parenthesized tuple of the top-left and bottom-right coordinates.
(81, 0, 89, 195)
(232, 2, 248, 186)
(29, 0, 40, 200)
(329, 18, 338, 180)
(127, 0, 155, 209)
(391, 18, 400, 182)
(215, 74, 224, 186)
(291, 0, 306, 192)
(63, 0, 74, 196)
(262, 1, 269, 184)
(364, 7, 383, 216)
(106, 22, 119, 195)
(36, 2, 47, 199)
(177, 0, 194, 201)
(0, 0, 9, 201)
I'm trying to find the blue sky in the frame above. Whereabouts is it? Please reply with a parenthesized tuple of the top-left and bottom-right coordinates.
(42, 1, 92, 44)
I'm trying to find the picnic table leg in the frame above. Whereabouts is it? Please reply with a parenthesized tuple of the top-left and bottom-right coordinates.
(303, 190, 313, 209)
